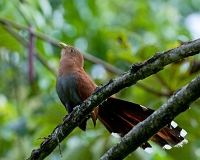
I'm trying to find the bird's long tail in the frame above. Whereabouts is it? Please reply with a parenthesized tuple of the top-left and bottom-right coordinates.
(97, 97, 188, 151)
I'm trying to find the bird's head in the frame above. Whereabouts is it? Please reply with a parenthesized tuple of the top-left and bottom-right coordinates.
(58, 42, 84, 75)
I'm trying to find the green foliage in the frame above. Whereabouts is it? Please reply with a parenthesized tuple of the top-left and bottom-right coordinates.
(0, 0, 200, 159)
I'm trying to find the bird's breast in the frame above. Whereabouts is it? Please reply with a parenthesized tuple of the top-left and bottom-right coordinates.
(56, 73, 82, 111)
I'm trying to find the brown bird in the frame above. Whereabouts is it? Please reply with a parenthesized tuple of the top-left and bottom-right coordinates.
(56, 42, 187, 152)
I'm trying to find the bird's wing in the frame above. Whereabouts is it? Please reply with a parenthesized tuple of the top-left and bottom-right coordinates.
(76, 69, 98, 126)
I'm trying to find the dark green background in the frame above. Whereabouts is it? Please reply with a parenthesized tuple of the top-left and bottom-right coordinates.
(0, 0, 200, 159)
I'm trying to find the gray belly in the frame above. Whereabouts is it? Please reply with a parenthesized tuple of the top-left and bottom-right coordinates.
(56, 73, 82, 113)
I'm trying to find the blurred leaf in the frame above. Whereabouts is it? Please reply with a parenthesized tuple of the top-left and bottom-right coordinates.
(0, 25, 22, 53)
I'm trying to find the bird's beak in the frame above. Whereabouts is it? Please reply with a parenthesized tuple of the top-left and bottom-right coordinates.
(58, 42, 68, 49)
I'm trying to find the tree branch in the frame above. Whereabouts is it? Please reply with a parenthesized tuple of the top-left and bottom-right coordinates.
(0, 17, 59, 46)
(2, 23, 57, 76)
(26, 38, 200, 160)
(100, 74, 200, 160)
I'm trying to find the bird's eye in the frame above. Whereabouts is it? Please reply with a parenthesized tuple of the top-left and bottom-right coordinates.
(70, 48, 75, 53)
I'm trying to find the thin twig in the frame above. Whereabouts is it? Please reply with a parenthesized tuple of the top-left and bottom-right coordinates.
(3, 24, 57, 75)
(28, 24, 35, 84)
(11, 0, 31, 25)
(136, 82, 171, 96)
(83, 52, 124, 75)
(0, 17, 59, 46)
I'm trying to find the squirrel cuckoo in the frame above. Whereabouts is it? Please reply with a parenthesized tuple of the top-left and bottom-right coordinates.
(56, 42, 187, 151)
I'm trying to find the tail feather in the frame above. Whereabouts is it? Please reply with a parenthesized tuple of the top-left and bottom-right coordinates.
(150, 134, 169, 148)
(98, 106, 133, 136)
(98, 97, 187, 151)
(158, 127, 185, 146)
